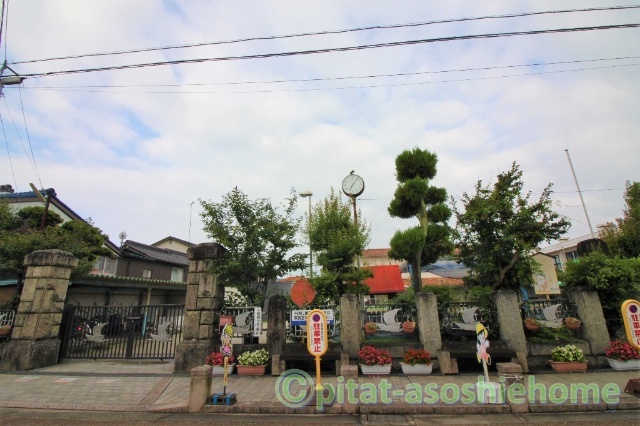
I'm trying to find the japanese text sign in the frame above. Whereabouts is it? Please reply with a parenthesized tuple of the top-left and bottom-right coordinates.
(622, 299, 640, 350)
(306, 309, 328, 357)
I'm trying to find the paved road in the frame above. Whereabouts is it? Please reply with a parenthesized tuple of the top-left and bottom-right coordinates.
(1, 408, 639, 425)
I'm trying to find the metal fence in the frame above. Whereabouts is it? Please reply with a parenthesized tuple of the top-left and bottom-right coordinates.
(220, 306, 263, 342)
(287, 305, 340, 341)
(519, 298, 579, 323)
(439, 302, 499, 340)
(362, 302, 415, 333)
(60, 304, 183, 361)
(0, 309, 15, 339)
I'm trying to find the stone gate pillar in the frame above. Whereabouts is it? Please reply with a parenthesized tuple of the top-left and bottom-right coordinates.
(568, 287, 610, 355)
(340, 294, 362, 358)
(494, 290, 529, 372)
(0, 250, 77, 372)
(415, 291, 442, 355)
(174, 243, 226, 373)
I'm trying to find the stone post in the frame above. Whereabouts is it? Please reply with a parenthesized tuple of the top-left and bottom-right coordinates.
(0, 250, 77, 372)
(493, 290, 529, 372)
(340, 294, 362, 359)
(174, 243, 226, 373)
(188, 365, 212, 413)
(415, 292, 442, 355)
(568, 287, 610, 355)
(268, 294, 287, 375)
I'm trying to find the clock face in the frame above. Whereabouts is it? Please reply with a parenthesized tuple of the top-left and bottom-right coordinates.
(342, 174, 365, 197)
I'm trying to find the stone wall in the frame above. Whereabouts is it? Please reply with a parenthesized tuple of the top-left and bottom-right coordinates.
(0, 250, 77, 372)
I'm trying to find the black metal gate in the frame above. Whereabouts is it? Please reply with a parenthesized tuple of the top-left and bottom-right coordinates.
(59, 304, 183, 361)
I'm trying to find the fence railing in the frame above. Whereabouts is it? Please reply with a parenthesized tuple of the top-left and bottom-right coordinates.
(60, 304, 183, 361)
(287, 305, 340, 340)
(0, 309, 15, 327)
(221, 306, 263, 339)
(362, 302, 415, 333)
(439, 302, 499, 340)
(519, 298, 579, 324)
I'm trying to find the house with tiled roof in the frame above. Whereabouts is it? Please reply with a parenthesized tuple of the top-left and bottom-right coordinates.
(117, 240, 189, 282)
(151, 236, 196, 254)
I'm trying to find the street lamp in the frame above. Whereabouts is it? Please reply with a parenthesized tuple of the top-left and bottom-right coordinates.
(299, 190, 313, 277)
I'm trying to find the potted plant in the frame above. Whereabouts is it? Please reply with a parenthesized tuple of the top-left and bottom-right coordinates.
(564, 317, 582, 331)
(236, 348, 269, 375)
(402, 320, 416, 334)
(400, 348, 432, 375)
(549, 344, 588, 372)
(205, 352, 235, 375)
(604, 340, 640, 370)
(358, 345, 392, 375)
(523, 318, 539, 332)
(364, 322, 378, 336)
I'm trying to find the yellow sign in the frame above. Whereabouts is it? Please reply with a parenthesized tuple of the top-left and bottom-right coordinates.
(622, 299, 640, 350)
(307, 309, 328, 356)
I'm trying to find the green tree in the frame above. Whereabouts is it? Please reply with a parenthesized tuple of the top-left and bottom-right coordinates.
(387, 148, 453, 294)
(307, 188, 372, 304)
(453, 162, 570, 290)
(199, 188, 306, 305)
(0, 202, 111, 279)
(600, 182, 640, 258)
(560, 252, 640, 335)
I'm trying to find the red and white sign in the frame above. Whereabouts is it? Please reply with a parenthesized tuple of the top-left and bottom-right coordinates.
(306, 309, 328, 357)
(622, 299, 640, 350)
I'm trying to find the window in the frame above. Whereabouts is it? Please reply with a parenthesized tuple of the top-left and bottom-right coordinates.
(92, 256, 117, 275)
(553, 255, 562, 271)
(565, 251, 578, 261)
(142, 269, 152, 279)
(171, 268, 184, 282)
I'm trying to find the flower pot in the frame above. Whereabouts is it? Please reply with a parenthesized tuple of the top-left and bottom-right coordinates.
(402, 322, 416, 334)
(607, 358, 640, 371)
(523, 320, 539, 332)
(0, 325, 11, 337)
(549, 361, 588, 373)
(219, 315, 234, 331)
(400, 362, 432, 375)
(236, 364, 267, 375)
(359, 364, 391, 376)
(364, 324, 378, 336)
(564, 317, 581, 331)
(211, 363, 235, 375)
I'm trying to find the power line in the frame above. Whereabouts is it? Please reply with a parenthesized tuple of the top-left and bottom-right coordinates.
(2, 95, 40, 183)
(18, 23, 640, 79)
(17, 62, 639, 94)
(20, 55, 640, 90)
(0, 111, 17, 190)
(11, 5, 640, 66)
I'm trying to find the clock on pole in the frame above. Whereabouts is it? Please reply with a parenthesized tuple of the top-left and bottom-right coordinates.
(342, 172, 365, 197)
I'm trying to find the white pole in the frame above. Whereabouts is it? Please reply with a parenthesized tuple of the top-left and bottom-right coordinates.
(564, 149, 596, 238)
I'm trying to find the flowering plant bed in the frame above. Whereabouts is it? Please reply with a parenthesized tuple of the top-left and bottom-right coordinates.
(605, 340, 640, 361)
(358, 345, 392, 366)
(402, 348, 431, 365)
(551, 344, 585, 362)
(237, 348, 269, 366)
(205, 352, 235, 366)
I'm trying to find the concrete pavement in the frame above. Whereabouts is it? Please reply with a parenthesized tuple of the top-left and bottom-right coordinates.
(1, 359, 639, 415)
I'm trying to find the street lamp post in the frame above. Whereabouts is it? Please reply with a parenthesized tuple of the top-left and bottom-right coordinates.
(300, 190, 313, 277)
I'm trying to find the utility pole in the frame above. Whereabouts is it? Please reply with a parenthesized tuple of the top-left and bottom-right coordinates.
(564, 149, 596, 239)
(0, 61, 25, 95)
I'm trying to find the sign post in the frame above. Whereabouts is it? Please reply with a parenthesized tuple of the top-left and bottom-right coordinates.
(622, 300, 640, 349)
(307, 309, 328, 392)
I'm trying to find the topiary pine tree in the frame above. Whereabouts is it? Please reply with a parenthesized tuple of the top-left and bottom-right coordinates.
(388, 148, 453, 294)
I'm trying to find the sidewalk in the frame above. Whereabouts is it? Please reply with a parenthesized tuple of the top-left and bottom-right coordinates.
(1, 359, 638, 415)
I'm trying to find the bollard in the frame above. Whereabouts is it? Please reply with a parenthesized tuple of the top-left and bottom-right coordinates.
(188, 365, 212, 413)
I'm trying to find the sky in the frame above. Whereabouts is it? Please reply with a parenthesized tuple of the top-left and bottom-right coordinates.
(1, 1, 639, 257)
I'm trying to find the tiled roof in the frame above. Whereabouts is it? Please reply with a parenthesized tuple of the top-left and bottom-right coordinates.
(122, 240, 189, 266)
(362, 248, 391, 258)
(364, 265, 405, 294)
(402, 277, 464, 287)
(152, 236, 196, 248)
